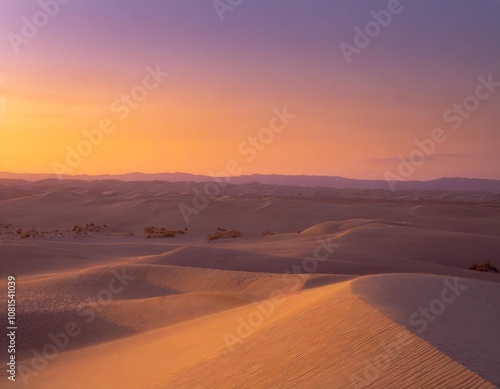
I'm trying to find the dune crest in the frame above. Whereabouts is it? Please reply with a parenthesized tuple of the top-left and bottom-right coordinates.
(16, 280, 496, 389)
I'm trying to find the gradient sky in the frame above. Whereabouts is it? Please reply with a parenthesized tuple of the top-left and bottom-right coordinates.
(1, 0, 499, 180)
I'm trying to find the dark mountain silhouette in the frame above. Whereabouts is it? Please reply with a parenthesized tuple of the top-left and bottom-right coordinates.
(1, 172, 499, 192)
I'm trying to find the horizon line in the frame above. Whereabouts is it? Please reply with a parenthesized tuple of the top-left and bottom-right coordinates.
(1, 171, 499, 183)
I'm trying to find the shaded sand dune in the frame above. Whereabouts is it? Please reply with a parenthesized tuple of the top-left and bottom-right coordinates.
(0, 239, 176, 277)
(352, 274, 500, 386)
(2, 262, 312, 359)
(140, 234, 500, 283)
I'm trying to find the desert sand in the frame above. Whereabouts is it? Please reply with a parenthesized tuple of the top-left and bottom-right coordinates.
(0, 179, 499, 388)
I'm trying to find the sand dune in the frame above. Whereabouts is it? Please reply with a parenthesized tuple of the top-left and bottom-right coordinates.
(353, 274, 500, 386)
(300, 218, 416, 235)
(14, 280, 497, 389)
(1, 179, 499, 388)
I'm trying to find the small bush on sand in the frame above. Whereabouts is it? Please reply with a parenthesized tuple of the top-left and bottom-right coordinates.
(207, 229, 242, 242)
(262, 230, 274, 236)
(72, 223, 105, 234)
(143, 226, 187, 239)
(21, 229, 41, 239)
(469, 262, 499, 273)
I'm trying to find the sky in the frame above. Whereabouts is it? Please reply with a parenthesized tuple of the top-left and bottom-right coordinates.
(1, 0, 499, 180)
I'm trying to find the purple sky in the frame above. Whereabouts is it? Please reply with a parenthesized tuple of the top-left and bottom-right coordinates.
(1, 0, 499, 179)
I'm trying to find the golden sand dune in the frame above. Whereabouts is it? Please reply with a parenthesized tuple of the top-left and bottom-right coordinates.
(299, 218, 416, 235)
(15, 278, 497, 389)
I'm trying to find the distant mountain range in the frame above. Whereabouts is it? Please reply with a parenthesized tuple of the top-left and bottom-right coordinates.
(1, 172, 499, 192)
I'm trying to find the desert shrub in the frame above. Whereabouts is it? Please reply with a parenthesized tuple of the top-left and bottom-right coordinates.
(207, 232, 223, 241)
(227, 230, 242, 238)
(207, 229, 241, 241)
(262, 230, 274, 236)
(143, 226, 186, 239)
(469, 262, 499, 273)
(21, 229, 40, 239)
(72, 223, 105, 234)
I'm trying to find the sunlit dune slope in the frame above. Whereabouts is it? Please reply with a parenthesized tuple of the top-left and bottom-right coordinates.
(18, 279, 496, 389)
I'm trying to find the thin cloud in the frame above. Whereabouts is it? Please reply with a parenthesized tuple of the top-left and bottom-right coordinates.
(367, 154, 474, 164)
